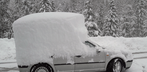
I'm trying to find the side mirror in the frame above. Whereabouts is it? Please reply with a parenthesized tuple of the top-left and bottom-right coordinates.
(96, 49, 101, 53)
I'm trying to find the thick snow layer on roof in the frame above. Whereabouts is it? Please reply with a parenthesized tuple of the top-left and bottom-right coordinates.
(13, 12, 89, 65)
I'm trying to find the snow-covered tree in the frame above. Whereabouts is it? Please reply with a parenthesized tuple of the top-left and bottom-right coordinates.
(83, 1, 98, 37)
(85, 16, 98, 37)
(120, 5, 137, 37)
(133, 0, 147, 37)
(56, 1, 70, 12)
(83, 1, 95, 22)
(14, 0, 37, 17)
(103, 0, 119, 37)
(39, 0, 55, 12)
(0, 0, 11, 38)
(22, 1, 35, 15)
(97, 3, 105, 36)
(69, 0, 77, 12)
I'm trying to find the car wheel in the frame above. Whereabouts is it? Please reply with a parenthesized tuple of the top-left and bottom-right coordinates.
(31, 64, 53, 72)
(107, 59, 123, 72)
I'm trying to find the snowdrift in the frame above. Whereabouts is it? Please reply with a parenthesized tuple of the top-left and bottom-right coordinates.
(89, 36, 147, 50)
(88, 36, 147, 61)
(0, 38, 15, 61)
(13, 12, 88, 65)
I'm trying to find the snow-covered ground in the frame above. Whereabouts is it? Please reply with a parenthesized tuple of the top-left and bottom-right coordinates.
(0, 38, 16, 61)
(0, 37, 147, 72)
(126, 59, 147, 72)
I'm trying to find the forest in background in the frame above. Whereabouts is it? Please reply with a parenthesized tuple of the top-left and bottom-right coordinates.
(1, 0, 147, 38)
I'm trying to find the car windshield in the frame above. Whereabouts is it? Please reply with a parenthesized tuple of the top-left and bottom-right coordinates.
(84, 41, 96, 48)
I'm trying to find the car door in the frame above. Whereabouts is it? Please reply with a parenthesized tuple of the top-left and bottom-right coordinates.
(74, 41, 106, 71)
(53, 56, 74, 72)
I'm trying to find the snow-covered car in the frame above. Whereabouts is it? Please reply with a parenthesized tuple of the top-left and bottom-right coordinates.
(13, 12, 133, 72)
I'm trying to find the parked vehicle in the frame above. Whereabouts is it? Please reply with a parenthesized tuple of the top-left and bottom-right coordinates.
(13, 12, 133, 72)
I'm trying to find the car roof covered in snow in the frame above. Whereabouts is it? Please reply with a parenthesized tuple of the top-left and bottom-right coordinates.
(13, 12, 89, 65)
(14, 12, 83, 25)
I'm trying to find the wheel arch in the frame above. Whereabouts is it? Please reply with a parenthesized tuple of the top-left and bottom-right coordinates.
(30, 62, 55, 72)
(106, 57, 126, 70)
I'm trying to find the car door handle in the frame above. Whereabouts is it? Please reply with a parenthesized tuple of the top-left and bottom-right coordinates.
(75, 55, 81, 58)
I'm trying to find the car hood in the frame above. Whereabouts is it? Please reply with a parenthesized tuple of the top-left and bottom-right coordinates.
(87, 37, 133, 61)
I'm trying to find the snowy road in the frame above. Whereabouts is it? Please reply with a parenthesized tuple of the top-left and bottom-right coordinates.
(0, 62, 18, 72)
(133, 51, 147, 59)
(0, 58, 147, 72)
(126, 59, 147, 72)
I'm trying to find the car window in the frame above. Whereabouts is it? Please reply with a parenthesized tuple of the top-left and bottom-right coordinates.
(84, 41, 96, 48)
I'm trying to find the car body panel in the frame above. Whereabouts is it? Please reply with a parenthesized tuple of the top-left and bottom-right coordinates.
(17, 41, 133, 72)
(53, 57, 74, 71)
(18, 40, 133, 72)
(18, 67, 30, 72)
(74, 54, 105, 71)
(104, 53, 133, 70)
(105, 53, 125, 68)
(126, 60, 133, 68)
(74, 41, 106, 71)
(18, 52, 133, 72)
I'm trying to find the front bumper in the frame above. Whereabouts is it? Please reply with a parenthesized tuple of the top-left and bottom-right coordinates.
(126, 60, 133, 69)
(18, 65, 31, 72)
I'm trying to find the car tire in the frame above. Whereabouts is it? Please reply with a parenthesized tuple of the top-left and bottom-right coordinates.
(106, 58, 123, 72)
(31, 63, 53, 72)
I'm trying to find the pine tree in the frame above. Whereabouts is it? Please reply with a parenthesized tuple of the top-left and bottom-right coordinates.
(83, 1, 95, 22)
(85, 17, 98, 37)
(57, 1, 70, 12)
(70, 0, 77, 12)
(39, 0, 55, 12)
(103, 0, 119, 37)
(22, 1, 34, 15)
(14, 0, 35, 17)
(133, 0, 147, 37)
(97, 3, 105, 36)
(83, 1, 98, 37)
(120, 5, 137, 37)
(0, 0, 10, 38)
